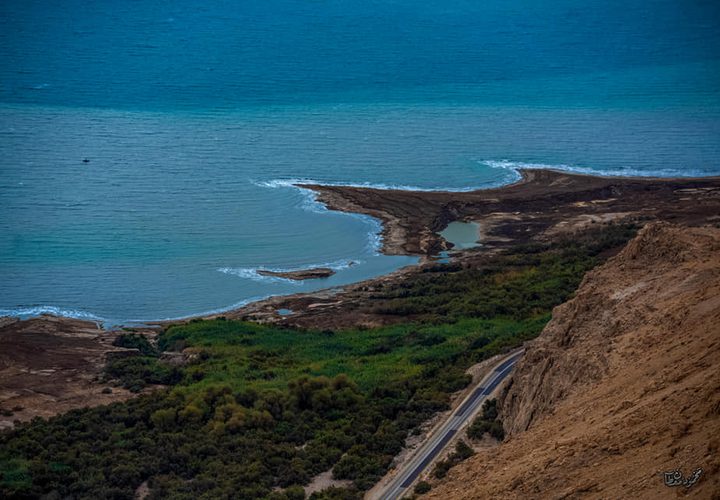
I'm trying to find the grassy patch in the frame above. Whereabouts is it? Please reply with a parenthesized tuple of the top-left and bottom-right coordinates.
(0, 224, 637, 499)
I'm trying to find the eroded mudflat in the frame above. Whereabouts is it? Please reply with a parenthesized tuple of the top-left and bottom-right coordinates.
(0, 316, 138, 428)
(303, 168, 720, 254)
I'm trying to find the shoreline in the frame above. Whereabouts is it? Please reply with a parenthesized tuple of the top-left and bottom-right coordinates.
(301, 168, 720, 255)
(3, 168, 720, 329)
(3, 168, 720, 425)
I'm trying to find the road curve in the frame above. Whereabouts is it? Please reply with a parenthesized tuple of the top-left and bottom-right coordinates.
(373, 350, 524, 500)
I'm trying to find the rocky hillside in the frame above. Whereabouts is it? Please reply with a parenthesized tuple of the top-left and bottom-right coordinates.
(427, 223, 720, 499)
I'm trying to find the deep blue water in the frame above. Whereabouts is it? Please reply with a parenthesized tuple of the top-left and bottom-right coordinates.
(1, 0, 719, 324)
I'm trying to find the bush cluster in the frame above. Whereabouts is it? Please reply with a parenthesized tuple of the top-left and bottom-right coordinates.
(0, 224, 638, 499)
(433, 440, 475, 479)
(467, 399, 504, 441)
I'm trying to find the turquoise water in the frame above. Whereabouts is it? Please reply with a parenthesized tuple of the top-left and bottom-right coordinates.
(1, 1, 719, 324)
(440, 222, 481, 251)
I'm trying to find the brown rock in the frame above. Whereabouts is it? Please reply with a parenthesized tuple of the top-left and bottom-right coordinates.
(257, 267, 336, 280)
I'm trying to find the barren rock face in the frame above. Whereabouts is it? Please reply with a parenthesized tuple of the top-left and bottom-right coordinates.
(428, 223, 720, 499)
(500, 222, 720, 436)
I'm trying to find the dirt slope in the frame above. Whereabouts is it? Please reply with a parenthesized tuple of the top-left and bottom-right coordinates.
(0, 316, 134, 429)
(426, 223, 720, 499)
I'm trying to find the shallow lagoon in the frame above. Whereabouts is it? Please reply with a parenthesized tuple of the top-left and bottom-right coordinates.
(440, 222, 481, 250)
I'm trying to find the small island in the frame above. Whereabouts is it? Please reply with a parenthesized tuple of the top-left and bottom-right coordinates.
(257, 267, 336, 281)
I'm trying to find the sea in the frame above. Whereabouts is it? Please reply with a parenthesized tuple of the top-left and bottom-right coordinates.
(1, 0, 719, 325)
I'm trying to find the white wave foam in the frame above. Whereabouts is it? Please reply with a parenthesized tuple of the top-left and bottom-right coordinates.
(257, 161, 712, 200)
(480, 159, 712, 179)
(253, 178, 389, 253)
(218, 267, 296, 284)
(254, 177, 486, 193)
(0, 305, 103, 322)
(252, 178, 329, 213)
(253, 162, 712, 258)
(218, 259, 359, 284)
(362, 217, 383, 254)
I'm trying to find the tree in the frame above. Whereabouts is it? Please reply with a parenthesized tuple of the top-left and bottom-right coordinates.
(150, 408, 176, 430)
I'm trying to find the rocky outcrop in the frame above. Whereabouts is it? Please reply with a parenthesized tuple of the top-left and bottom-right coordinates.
(257, 267, 336, 280)
(500, 222, 720, 435)
(427, 223, 720, 499)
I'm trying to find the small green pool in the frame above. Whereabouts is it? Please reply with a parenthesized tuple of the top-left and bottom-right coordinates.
(439, 221, 481, 250)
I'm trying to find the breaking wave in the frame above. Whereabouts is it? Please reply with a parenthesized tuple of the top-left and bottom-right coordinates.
(253, 177, 486, 193)
(479, 159, 713, 180)
(252, 178, 386, 253)
(0, 305, 103, 322)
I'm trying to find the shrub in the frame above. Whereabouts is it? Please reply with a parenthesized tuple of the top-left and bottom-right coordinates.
(112, 334, 158, 356)
(432, 440, 474, 479)
(467, 399, 505, 441)
(452, 440, 474, 461)
(433, 460, 450, 479)
(105, 356, 182, 391)
(414, 481, 431, 494)
(150, 408, 176, 430)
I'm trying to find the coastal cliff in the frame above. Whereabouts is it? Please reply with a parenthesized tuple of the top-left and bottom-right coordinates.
(426, 223, 720, 498)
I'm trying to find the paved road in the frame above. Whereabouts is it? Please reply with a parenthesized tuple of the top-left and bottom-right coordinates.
(374, 350, 524, 500)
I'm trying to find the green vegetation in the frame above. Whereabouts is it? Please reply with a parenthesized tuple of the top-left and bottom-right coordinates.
(414, 480, 431, 494)
(467, 399, 504, 441)
(433, 440, 475, 479)
(113, 333, 159, 356)
(107, 333, 181, 392)
(369, 222, 638, 322)
(0, 224, 637, 499)
(105, 355, 183, 393)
